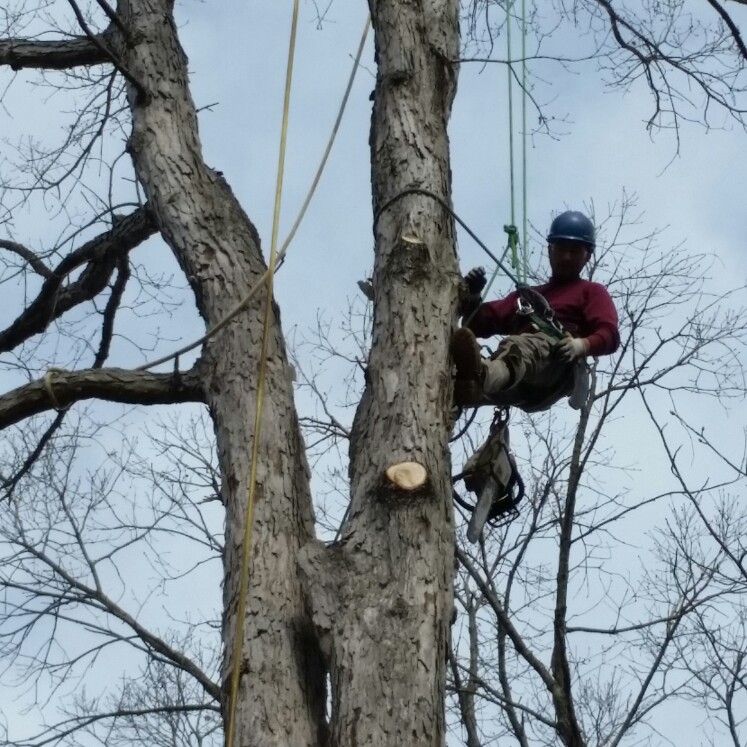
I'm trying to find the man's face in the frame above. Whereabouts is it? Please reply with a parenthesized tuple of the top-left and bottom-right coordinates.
(548, 240, 591, 280)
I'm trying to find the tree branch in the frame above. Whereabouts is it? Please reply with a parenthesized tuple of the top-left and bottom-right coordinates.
(17, 704, 220, 747)
(93, 253, 130, 367)
(455, 546, 556, 693)
(0, 36, 108, 70)
(0, 366, 204, 429)
(2, 252, 134, 498)
(0, 240, 52, 277)
(548, 374, 593, 746)
(0, 205, 156, 354)
(448, 593, 482, 747)
(705, 0, 747, 60)
(92, 0, 132, 41)
(1, 410, 66, 496)
(7, 532, 221, 704)
(65, 0, 148, 101)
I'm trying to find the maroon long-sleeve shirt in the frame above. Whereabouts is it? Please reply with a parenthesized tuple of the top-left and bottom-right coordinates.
(469, 277, 620, 356)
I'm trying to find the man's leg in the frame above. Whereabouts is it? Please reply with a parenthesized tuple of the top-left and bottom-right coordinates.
(451, 328, 566, 407)
(491, 333, 575, 410)
(451, 327, 513, 406)
(450, 327, 487, 406)
(491, 333, 557, 390)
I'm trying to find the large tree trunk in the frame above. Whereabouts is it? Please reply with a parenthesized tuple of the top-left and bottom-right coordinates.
(300, 1, 461, 744)
(116, 1, 325, 744)
(117, 1, 458, 743)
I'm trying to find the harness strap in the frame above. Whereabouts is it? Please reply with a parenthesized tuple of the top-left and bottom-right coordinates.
(515, 285, 565, 338)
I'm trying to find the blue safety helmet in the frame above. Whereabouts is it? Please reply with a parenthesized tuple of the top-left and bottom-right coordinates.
(547, 211, 595, 250)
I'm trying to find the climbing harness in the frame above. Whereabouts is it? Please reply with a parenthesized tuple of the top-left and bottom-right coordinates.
(225, 3, 299, 746)
(375, 186, 591, 413)
(453, 408, 525, 542)
(515, 285, 564, 339)
(513, 285, 591, 410)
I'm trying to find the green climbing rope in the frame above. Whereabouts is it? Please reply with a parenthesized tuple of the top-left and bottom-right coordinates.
(502, 0, 529, 285)
(521, 0, 528, 280)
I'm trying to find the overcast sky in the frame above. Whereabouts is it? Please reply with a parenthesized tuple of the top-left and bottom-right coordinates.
(186, 0, 746, 516)
(2, 1, 746, 743)
(192, 4, 747, 743)
(178, 1, 746, 326)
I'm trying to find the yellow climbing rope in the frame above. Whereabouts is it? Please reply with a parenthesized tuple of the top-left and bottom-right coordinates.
(224, 2, 299, 745)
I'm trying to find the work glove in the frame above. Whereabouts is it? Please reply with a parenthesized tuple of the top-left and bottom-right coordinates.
(459, 267, 487, 320)
(464, 266, 487, 295)
(558, 334, 589, 361)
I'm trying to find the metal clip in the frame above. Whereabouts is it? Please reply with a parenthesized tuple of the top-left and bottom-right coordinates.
(516, 297, 533, 316)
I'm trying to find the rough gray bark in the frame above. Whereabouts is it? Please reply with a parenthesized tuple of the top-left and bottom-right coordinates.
(299, 1, 461, 744)
(115, 1, 325, 744)
(1, 2, 462, 744)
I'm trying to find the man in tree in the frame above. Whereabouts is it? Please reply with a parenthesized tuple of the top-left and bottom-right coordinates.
(452, 210, 620, 411)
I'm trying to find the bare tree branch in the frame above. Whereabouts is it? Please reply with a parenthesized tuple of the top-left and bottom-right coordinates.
(0, 205, 156, 353)
(1, 410, 65, 496)
(0, 36, 108, 70)
(0, 366, 204, 429)
(455, 546, 556, 693)
(0, 240, 52, 278)
(705, 0, 747, 60)
(448, 592, 482, 747)
(93, 253, 130, 367)
(65, 0, 147, 100)
(10, 704, 220, 747)
(2, 247, 136, 498)
(5, 527, 221, 703)
(91, 0, 132, 41)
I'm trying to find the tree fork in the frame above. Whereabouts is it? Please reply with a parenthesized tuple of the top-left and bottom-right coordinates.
(301, 1, 461, 743)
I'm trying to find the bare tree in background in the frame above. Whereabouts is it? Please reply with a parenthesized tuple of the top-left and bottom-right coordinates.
(0, 410, 223, 745)
(298, 196, 747, 745)
(461, 0, 747, 143)
(0, 1, 745, 745)
(446, 196, 747, 746)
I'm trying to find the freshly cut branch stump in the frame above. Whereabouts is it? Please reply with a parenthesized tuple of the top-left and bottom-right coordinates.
(385, 461, 428, 490)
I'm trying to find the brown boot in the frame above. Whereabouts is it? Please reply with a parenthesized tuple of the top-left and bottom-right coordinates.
(450, 327, 484, 407)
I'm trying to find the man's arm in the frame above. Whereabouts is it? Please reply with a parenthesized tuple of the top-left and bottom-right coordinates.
(582, 283, 621, 356)
(459, 267, 487, 322)
(458, 266, 521, 338)
(465, 293, 520, 338)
